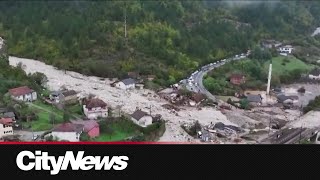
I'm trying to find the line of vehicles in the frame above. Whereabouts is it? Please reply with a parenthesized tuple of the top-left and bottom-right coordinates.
(177, 50, 251, 92)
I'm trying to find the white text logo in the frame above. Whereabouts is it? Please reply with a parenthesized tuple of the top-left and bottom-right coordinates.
(16, 151, 129, 175)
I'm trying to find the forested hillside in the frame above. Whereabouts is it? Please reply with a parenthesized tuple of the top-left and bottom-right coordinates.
(0, 0, 320, 86)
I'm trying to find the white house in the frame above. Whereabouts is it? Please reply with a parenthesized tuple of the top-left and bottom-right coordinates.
(83, 98, 108, 119)
(130, 109, 153, 127)
(308, 69, 320, 80)
(115, 78, 136, 90)
(8, 86, 37, 102)
(50, 123, 84, 142)
(0, 118, 13, 139)
(279, 45, 294, 54)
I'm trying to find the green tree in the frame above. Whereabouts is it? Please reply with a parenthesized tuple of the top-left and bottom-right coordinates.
(49, 113, 55, 126)
(63, 111, 70, 122)
(29, 72, 48, 87)
(240, 99, 250, 110)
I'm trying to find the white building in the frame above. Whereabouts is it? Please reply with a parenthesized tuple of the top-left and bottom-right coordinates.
(50, 123, 84, 142)
(8, 86, 37, 102)
(279, 45, 294, 54)
(308, 69, 320, 80)
(115, 78, 136, 90)
(0, 118, 13, 139)
(83, 98, 108, 119)
(130, 109, 153, 127)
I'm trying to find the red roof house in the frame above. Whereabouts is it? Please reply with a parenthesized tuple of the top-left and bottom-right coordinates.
(9, 86, 34, 96)
(83, 98, 108, 119)
(8, 86, 37, 101)
(230, 74, 246, 85)
(0, 118, 13, 125)
(71, 120, 100, 138)
(51, 123, 84, 142)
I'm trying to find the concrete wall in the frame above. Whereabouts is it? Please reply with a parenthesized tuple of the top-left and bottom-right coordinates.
(0, 124, 13, 138)
(83, 105, 108, 119)
(131, 116, 153, 127)
(12, 92, 37, 102)
(51, 131, 81, 142)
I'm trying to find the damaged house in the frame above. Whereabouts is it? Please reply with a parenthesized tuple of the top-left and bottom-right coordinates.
(189, 93, 206, 107)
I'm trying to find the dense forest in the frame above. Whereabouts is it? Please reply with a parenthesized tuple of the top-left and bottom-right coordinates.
(0, 0, 320, 86)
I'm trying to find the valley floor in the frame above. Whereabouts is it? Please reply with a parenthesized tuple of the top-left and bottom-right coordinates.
(9, 56, 234, 142)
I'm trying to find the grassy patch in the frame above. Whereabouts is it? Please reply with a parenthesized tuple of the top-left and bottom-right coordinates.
(28, 101, 64, 131)
(89, 117, 165, 142)
(264, 56, 314, 76)
(94, 131, 132, 142)
(93, 118, 139, 142)
(65, 104, 83, 116)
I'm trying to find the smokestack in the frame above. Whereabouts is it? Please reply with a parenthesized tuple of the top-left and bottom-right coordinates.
(266, 63, 272, 95)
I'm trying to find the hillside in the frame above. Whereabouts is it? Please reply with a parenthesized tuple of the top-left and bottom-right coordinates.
(0, 1, 320, 86)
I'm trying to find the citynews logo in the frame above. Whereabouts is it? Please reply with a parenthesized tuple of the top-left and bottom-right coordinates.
(16, 151, 129, 175)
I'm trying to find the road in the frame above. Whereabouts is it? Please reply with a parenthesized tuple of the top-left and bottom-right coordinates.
(181, 53, 249, 102)
(259, 127, 320, 144)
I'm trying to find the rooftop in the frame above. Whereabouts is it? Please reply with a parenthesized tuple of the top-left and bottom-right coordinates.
(9, 86, 34, 97)
(121, 78, 135, 85)
(131, 110, 149, 121)
(277, 94, 299, 102)
(2, 112, 15, 118)
(71, 120, 99, 132)
(246, 94, 262, 103)
(53, 123, 84, 133)
(0, 118, 13, 125)
(84, 98, 107, 109)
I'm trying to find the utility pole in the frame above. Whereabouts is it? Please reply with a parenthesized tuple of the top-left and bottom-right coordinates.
(266, 60, 272, 97)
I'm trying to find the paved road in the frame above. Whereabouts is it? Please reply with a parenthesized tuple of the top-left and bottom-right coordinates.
(181, 53, 249, 102)
(259, 127, 320, 144)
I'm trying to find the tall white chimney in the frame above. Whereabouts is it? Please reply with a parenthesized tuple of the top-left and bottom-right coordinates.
(266, 63, 272, 95)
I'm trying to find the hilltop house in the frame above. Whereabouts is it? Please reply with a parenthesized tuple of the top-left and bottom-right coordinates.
(130, 109, 153, 127)
(308, 69, 320, 80)
(50, 123, 84, 142)
(230, 74, 246, 85)
(246, 94, 263, 106)
(71, 120, 100, 138)
(279, 45, 294, 55)
(115, 78, 136, 90)
(8, 86, 37, 102)
(0, 118, 13, 139)
(83, 98, 108, 119)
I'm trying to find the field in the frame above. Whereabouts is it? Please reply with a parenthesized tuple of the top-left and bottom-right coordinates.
(92, 118, 139, 142)
(264, 56, 314, 76)
(90, 117, 165, 142)
(27, 100, 83, 131)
